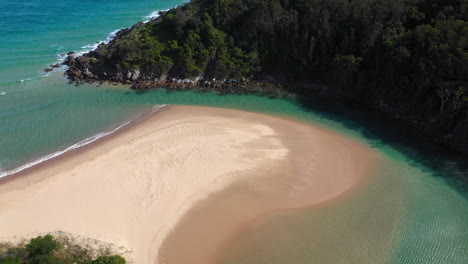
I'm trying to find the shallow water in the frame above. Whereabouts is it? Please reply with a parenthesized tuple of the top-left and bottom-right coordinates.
(0, 1, 467, 263)
(218, 161, 468, 264)
(219, 161, 405, 264)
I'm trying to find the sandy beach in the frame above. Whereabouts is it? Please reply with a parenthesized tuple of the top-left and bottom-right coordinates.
(0, 106, 380, 264)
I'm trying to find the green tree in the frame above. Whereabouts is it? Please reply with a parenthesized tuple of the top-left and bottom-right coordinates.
(25, 235, 60, 258)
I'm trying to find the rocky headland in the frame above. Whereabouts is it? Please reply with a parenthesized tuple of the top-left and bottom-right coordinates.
(62, 0, 468, 161)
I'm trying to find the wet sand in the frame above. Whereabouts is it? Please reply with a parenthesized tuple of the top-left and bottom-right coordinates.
(158, 107, 381, 264)
(0, 106, 380, 264)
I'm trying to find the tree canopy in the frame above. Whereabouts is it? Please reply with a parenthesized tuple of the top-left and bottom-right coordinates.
(67, 0, 468, 151)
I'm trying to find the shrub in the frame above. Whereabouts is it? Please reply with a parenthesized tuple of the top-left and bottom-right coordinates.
(0, 256, 21, 264)
(1, 235, 126, 264)
(28, 255, 65, 264)
(25, 235, 61, 257)
(92, 255, 126, 264)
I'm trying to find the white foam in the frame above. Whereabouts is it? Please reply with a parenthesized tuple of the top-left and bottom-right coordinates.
(44, 28, 123, 77)
(143, 9, 169, 23)
(19, 78, 32, 83)
(68, 8, 169, 59)
(41, 71, 52, 78)
(143, 10, 160, 23)
(42, 8, 168, 78)
(0, 92, 6, 96)
(0, 105, 166, 178)
(75, 29, 122, 57)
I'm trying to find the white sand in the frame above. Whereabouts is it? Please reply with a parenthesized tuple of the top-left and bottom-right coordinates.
(0, 106, 379, 264)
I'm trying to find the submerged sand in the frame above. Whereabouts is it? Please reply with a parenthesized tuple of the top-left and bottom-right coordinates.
(0, 106, 380, 264)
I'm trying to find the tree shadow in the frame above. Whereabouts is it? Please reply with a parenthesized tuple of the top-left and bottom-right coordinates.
(295, 95, 468, 198)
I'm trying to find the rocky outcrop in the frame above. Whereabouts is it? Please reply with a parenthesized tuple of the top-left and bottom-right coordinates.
(62, 0, 468, 158)
(64, 40, 272, 94)
(63, 45, 468, 156)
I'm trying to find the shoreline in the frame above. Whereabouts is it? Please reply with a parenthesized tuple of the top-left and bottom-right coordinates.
(0, 104, 168, 184)
(0, 106, 380, 264)
(156, 107, 381, 264)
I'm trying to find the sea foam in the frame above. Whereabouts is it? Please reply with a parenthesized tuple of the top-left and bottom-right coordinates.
(77, 29, 122, 56)
(60, 8, 168, 62)
(0, 105, 166, 178)
(45, 28, 123, 77)
(19, 78, 32, 83)
(143, 9, 169, 23)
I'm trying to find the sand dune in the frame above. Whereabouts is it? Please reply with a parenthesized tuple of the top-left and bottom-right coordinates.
(0, 106, 379, 264)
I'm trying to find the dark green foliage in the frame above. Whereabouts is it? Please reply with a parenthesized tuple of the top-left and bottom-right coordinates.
(0, 257, 21, 264)
(91, 256, 125, 264)
(26, 235, 61, 257)
(0, 236, 125, 264)
(90, 0, 467, 95)
(28, 255, 65, 264)
(92, 5, 261, 80)
(75, 0, 467, 150)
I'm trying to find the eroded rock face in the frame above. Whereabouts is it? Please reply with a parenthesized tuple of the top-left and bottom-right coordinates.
(127, 69, 140, 81)
(85, 69, 94, 78)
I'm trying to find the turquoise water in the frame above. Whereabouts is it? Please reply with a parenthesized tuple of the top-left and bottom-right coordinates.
(0, 0, 185, 172)
(0, 1, 467, 263)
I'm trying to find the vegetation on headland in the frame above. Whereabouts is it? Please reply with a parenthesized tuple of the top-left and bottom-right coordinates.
(65, 0, 468, 155)
(0, 235, 126, 264)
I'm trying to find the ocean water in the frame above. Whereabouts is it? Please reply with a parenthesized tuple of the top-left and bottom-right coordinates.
(0, 0, 184, 173)
(0, 1, 467, 263)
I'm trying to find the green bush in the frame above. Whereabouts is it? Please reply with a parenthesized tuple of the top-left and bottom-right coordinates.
(0, 235, 125, 264)
(26, 235, 61, 257)
(91, 256, 126, 264)
(0, 256, 21, 264)
(28, 255, 65, 264)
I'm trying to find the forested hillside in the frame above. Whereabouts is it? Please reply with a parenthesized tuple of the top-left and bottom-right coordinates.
(65, 0, 468, 152)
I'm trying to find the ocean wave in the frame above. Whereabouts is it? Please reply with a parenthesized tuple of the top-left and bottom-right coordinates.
(42, 28, 123, 78)
(78, 8, 169, 54)
(77, 8, 171, 55)
(0, 105, 166, 178)
(143, 10, 165, 23)
(146, 6, 181, 23)
(19, 78, 32, 83)
(35, 8, 168, 81)
(0, 76, 40, 86)
(77, 28, 122, 55)
(0, 100, 59, 119)
(0, 92, 6, 96)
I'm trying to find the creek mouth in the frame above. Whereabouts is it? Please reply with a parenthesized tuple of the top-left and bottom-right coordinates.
(158, 114, 381, 264)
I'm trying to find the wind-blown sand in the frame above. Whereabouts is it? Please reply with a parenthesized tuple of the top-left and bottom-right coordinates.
(0, 106, 380, 264)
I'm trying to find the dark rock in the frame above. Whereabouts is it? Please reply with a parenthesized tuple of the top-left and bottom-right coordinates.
(85, 69, 94, 78)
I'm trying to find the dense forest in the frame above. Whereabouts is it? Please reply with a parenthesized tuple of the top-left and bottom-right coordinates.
(0, 235, 126, 264)
(65, 0, 468, 153)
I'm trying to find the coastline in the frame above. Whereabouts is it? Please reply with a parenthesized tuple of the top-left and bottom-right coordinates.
(60, 0, 468, 164)
(2, 0, 467, 263)
(157, 107, 382, 264)
(0, 105, 380, 264)
(0, 104, 166, 182)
